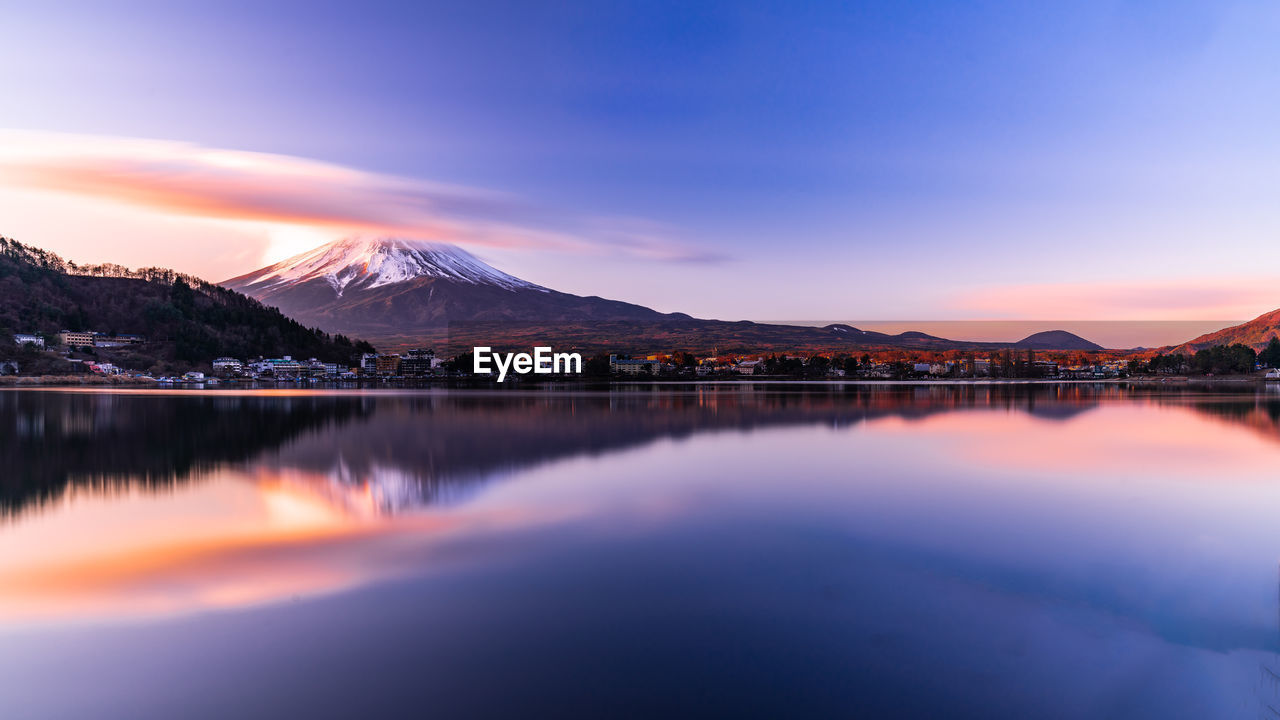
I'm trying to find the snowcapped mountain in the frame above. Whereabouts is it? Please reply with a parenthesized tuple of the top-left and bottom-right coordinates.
(223, 236, 1110, 353)
(222, 236, 675, 342)
(231, 236, 545, 296)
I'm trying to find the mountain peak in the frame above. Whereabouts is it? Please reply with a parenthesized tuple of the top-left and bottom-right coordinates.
(1013, 330, 1104, 351)
(230, 236, 544, 296)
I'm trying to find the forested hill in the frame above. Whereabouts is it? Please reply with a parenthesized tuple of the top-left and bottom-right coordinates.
(0, 237, 374, 371)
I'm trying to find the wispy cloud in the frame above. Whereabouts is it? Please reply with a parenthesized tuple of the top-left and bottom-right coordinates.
(953, 279, 1280, 320)
(0, 130, 721, 263)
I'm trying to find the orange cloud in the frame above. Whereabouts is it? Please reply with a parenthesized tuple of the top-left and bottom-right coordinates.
(0, 130, 721, 263)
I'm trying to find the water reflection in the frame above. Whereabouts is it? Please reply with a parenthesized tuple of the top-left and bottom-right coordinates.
(5, 385, 1280, 717)
(8, 384, 1280, 522)
(0, 390, 367, 516)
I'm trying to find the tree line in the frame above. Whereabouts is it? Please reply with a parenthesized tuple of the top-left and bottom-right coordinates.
(0, 236, 376, 374)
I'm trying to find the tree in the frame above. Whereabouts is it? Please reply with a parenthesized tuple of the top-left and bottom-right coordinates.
(0, 237, 375, 373)
(1261, 336, 1280, 369)
(670, 351, 698, 368)
(444, 352, 475, 374)
(169, 278, 195, 314)
(1193, 343, 1257, 375)
(584, 353, 612, 377)
(842, 356, 859, 376)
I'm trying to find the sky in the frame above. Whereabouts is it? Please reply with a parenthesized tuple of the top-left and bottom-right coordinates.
(1, 0, 1278, 327)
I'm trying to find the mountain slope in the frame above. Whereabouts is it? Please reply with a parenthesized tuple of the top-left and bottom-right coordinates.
(223, 237, 678, 338)
(1171, 308, 1280, 353)
(0, 237, 369, 371)
(223, 236, 1111, 353)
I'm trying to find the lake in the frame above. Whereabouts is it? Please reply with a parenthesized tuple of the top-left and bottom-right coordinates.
(2, 384, 1280, 718)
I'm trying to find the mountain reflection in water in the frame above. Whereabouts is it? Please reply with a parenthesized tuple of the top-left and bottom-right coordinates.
(0, 386, 1214, 510)
(4, 385, 1280, 717)
(6, 384, 1280, 521)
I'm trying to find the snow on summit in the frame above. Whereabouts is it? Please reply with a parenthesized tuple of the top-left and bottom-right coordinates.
(243, 237, 545, 296)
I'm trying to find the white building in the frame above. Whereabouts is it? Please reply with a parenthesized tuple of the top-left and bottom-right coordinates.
(13, 333, 43, 348)
(213, 357, 244, 374)
(246, 357, 305, 377)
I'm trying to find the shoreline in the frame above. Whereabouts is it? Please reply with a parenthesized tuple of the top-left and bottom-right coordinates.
(0, 375, 1273, 389)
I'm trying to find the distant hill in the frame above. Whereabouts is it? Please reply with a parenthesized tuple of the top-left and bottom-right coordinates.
(0, 237, 371, 372)
(1171, 308, 1280, 354)
(428, 319, 1009, 356)
(1013, 330, 1104, 351)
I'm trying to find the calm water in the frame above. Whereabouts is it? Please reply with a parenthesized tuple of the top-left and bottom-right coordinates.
(3, 385, 1280, 718)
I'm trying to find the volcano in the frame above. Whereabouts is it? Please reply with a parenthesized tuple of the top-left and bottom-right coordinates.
(222, 236, 678, 340)
(223, 236, 1108, 354)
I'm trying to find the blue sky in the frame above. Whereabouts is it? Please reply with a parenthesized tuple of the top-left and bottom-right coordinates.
(1, 0, 1278, 321)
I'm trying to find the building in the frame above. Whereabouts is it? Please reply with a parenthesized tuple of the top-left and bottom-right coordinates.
(359, 353, 379, 373)
(736, 360, 762, 375)
(95, 334, 144, 348)
(609, 354, 658, 376)
(13, 333, 43, 348)
(375, 354, 402, 376)
(58, 330, 98, 347)
(212, 357, 244, 375)
(89, 362, 121, 375)
(400, 357, 431, 375)
(401, 348, 436, 376)
(248, 356, 305, 377)
(304, 359, 341, 376)
(269, 357, 305, 376)
(1033, 360, 1059, 377)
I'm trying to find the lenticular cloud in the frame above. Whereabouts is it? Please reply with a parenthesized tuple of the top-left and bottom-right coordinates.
(0, 129, 715, 262)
